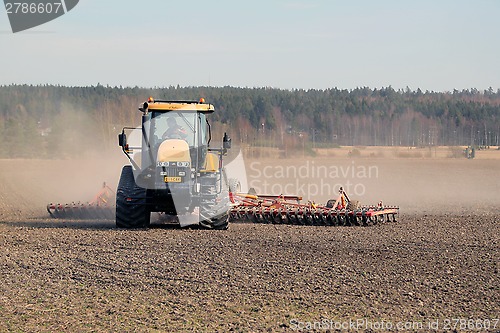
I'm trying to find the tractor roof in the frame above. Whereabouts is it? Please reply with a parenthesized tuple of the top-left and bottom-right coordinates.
(139, 98, 214, 113)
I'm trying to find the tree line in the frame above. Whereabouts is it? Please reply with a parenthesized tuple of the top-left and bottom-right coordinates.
(0, 84, 499, 157)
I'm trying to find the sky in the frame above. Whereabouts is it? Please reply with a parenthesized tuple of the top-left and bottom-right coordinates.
(0, 0, 499, 91)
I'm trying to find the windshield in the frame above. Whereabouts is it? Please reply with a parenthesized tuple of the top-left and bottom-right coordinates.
(131, 110, 210, 175)
(150, 111, 208, 148)
(151, 111, 196, 146)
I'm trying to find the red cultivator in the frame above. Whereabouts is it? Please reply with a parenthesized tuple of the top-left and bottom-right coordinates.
(47, 183, 115, 220)
(47, 183, 398, 226)
(230, 187, 399, 226)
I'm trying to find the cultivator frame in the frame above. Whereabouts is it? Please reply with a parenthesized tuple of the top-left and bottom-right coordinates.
(47, 183, 399, 226)
(47, 182, 115, 220)
(230, 187, 399, 226)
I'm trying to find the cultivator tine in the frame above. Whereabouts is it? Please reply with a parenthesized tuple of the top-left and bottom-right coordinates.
(47, 204, 55, 218)
(269, 209, 281, 224)
(346, 212, 353, 226)
(315, 211, 325, 226)
(243, 209, 252, 223)
(314, 211, 324, 226)
(292, 210, 301, 225)
(326, 211, 336, 226)
(310, 210, 321, 226)
(47, 202, 115, 220)
(229, 189, 399, 227)
(47, 203, 63, 219)
(251, 208, 260, 224)
(275, 209, 283, 224)
(47, 183, 115, 220)
(301, 211, 311, 226)
(262, 210, 270, 224)
(337, 211, 346, 226)
(347, 214, 352, 226)
(230, 204, 400, 227)
(354, 213, 362, 226)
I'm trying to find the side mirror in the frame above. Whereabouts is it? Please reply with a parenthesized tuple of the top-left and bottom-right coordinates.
(118, 133, 127, 147)
(223, 132, 231, 149)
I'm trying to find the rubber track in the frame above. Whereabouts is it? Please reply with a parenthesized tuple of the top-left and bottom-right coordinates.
(115, 165, 150, 228)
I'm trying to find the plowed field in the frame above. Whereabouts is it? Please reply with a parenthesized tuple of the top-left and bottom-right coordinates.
(0, 154, 499, 332)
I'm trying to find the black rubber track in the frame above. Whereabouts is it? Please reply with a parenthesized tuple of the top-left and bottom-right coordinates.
(116, 166, 150, 228)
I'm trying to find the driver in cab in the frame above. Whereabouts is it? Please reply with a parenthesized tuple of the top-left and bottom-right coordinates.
(162, 117, 188, 140)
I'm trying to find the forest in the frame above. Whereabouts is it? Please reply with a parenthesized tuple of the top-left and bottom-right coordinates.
(0, 84, 499, 158)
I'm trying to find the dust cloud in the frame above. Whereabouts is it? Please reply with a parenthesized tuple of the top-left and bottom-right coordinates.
(243, 156, 500, 214)
(1, 144, 499, 220)
(0, 152, 127, 220)
(0, 102, 133, 219)
(0, 100, 129, 220)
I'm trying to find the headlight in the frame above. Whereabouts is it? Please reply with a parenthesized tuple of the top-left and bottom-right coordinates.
(157, 161, 189, 167)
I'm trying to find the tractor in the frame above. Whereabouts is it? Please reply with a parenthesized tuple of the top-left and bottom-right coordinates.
(48, 97, 399, 228)
(116, 97, 232, 229)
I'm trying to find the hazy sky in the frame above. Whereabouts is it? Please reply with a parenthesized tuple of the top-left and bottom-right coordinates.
(1, 0, 499, 91)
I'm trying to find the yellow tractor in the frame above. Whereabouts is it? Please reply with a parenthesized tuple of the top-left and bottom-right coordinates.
(117, 98, 232, 229)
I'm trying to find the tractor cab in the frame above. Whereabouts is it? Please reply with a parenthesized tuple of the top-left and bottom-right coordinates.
(148, 105, 211, 173)
(118, 98, 228, 187)
(116, 98, 232, 229)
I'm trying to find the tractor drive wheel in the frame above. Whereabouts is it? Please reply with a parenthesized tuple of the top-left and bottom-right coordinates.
(116, 166, 150, 228)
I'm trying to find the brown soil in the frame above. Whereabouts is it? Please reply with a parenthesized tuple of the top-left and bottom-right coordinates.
(0, 156, 499, 332)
